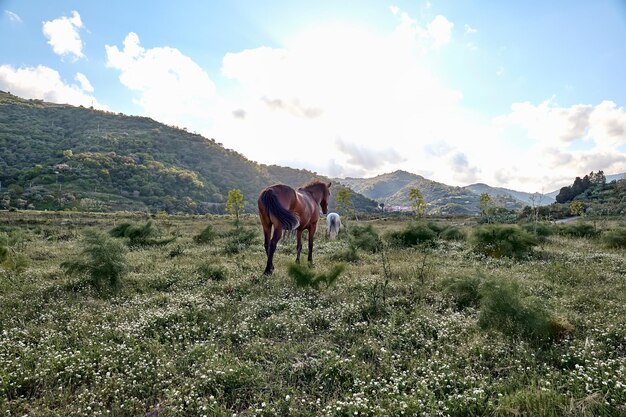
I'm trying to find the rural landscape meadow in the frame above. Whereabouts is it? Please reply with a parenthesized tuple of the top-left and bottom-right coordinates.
(2, 2, 626, 415)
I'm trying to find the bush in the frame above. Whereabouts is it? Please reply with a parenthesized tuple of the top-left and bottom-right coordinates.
(520, 222, 554, 242)
(197, 263, 228, 282)
(193, 224, 216, 244)
(349, 225, 381, 253)
(288, 263, 345, 289)
(386, 222, 437, 248)
(471, 225, 538, 258)
(442, 273, 483, 310)
(556, 222, 597, 238)
(329, 245, 359, 263)
(440, 226, 466, 241)
(478, 279, 568, 344)
(61, 230, 127, 291)
(603, 227, 626, 248)
(223, 227, 257, 254)
(109, 220, 175, 247)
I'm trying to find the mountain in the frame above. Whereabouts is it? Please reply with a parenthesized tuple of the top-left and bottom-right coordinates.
(337, 170, 532, 215)
(463, 183, 555, 206)
(606, 172, 626, 183)
(0, 91, 378, 214)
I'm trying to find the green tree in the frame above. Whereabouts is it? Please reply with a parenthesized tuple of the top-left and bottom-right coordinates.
(569, 200, 584, 216)
(63, 149, 73, 158)
(408, 187, 426, 219)
(479, 192, 494, 222)
(336, 188, 355, 220)
(226, 188, 245, 226)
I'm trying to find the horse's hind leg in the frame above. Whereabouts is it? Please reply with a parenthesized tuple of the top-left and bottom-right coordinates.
(295, 229, 303, 263)
(262, 223, 271, 256)
(264, 226, 282, 275)
(307, 223, 317, 265)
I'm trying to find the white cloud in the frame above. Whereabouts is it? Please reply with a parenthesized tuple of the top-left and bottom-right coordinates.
(42, 11, 84, 60)
(0, 64, 107, 109)
(464, 24, 477, 35)
(105, 32, 217, 129)
(74, 72, 93, 92)
(427, 15, 454, 48)
(5, 10, 22, 23)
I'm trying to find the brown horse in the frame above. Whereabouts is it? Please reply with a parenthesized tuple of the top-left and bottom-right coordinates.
(258, 181, 331, 275)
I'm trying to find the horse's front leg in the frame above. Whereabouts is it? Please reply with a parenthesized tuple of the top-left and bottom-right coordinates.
(295, 229, 303, 263)
(307, 223, 317, 265)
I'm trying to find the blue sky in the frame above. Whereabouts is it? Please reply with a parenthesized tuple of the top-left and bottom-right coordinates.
(2, 0, 626, 191)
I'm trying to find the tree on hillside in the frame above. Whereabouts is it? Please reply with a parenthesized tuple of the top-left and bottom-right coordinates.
(479, 192, 494, 222)
(570, 200, 584, 216)
(408, 187, 426, 219)
(335, 188, 356, 221)
(226, 188, 245, 226)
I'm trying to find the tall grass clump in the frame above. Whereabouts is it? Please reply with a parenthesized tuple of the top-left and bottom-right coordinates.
(471, 225, 538, 258)
(61, 230, 127, 292)
(197, 262, 228, 282)
(223, 227, 257, 254)
(520, 222, 554, 243)
(478, 278, 570, 344)
(386, 222, 437, 248)
(109, 220, 175, 247)
(193, 224, 217, 244)
(0, 231, 30, 274)
(556, 222, 598, 238)
(288, 263, 345, 289)
(442, 273, 484, 310)
(603, 227, 626, 249)
(440, 226, 466, 241)
(349, 224, 381, 253)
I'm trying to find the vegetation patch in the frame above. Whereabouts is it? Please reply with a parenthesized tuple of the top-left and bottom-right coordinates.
(471, 224, 538, 258)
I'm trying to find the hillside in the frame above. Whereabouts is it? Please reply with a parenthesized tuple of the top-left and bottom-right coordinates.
(0, 91, 378, 214)
(338, 170, 523, 215)
(463, 183, 555, 206)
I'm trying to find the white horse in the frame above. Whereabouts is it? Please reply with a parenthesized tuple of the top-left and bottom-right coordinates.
(326, 212, 342, 240)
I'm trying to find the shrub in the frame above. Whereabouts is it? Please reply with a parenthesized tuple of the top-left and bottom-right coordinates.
(197, 263, 228, 282)
(440, 226, 466, 241)
(349, 224, 381, 253)
(442, 273, 483, 310)
(329, 245, 359, 263)
(288, 263, 345, 289)
(603, 227, 626, 249)
(520, 222, 554, 242)
(471, 225, 538, 258)
(386, 222, 437, 248)
(61, 230, 127, 291)
(478, 278, 567, 344)
(223, 227, 257, 254)
(109, 220, 175, 247)
(193, 224, 216, 244)
(556, 222, 597, 238)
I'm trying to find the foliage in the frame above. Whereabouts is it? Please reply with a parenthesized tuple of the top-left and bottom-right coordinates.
(603, 227, 626, 248)
(442, 273, 483, 310)
(556, 222, 598, 238)
(439, 225, 466, 241)
(348, 224, 381, 253)
(555, 171, 605, 203)
(569, 200, 585, 216)
(408, 187, 426, 219)
(197, 263, 228, 282)
(479, 192, 494, 222)
(288, 263, 345, 289)
(335, 188, 354, 219)
(471, 224, 538, 258)
(193, 224, 216, 244)
(225, 189, 245, 225)
(520, 222, 555, 243)
(386, 222, 437, 248)
(61, 229, 127, 291)
(0, 232, 30, 274)
(109, 220, 175, 247)
(223, 227, 257, 254)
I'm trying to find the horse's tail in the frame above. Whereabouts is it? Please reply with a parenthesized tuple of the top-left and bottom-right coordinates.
(259, 189, 300, 231)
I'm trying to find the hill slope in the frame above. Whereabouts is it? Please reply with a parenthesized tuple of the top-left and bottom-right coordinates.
(0, 91, 378, 213)
(338, 170, 526, 215)
(463, 183, 555, 206)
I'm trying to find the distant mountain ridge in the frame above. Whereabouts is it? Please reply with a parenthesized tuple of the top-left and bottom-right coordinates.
(337, 171, 556, 215)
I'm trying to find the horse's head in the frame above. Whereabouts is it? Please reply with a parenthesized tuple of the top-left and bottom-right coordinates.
(320, 182, 331, 214)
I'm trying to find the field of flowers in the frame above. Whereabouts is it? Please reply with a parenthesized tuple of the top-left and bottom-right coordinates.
(0, 211, 625, 416)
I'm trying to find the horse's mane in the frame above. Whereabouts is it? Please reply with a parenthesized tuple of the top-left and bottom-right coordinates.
(300, 180, 328, 192)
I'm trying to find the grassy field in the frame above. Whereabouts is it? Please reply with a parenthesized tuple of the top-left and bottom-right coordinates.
(0, 211, 625, 416)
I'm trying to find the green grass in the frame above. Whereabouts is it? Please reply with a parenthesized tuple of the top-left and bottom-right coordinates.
(0, 211, 625, 416)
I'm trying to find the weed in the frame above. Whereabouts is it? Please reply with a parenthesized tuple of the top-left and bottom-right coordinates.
(288, 263, 345, 289)
(193, 224, 217, 244)
(471, 224, 538, 258)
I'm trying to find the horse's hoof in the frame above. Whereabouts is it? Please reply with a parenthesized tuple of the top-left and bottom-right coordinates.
(263, 270, 273, 276)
